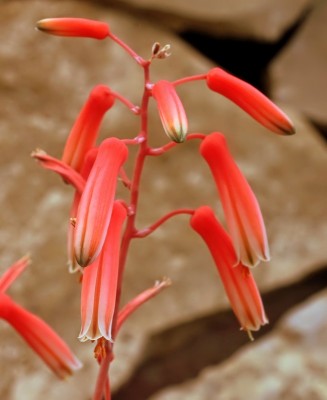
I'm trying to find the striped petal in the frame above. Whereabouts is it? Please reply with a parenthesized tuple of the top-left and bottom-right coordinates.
(152, 80, 188, 143)
(79, 201, 127, 341)
(206, 67, 295, 135)
(74, 138, 128, 267)
(190, 206, 268, 337)
(200, 133, 270, 267)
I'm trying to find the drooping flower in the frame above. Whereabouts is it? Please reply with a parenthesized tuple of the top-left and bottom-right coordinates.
(152, 80, 188, 143)
(0, 257, 82, 378)
(190, 206, 268, 337)
(62, 85, 115, 172)
(79, 201, 127, 342)
(36, 18, 110, 40)
(206, 67, 295, 135)
(200, 133, 270, 268)
(74, 138, 128, 267)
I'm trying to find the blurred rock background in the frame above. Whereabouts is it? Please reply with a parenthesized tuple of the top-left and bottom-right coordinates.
(0, 0, 326, 399)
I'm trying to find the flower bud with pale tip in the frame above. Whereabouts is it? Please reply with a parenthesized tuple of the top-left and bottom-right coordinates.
(152, 80, 188, 143)
(36, 18, 110, 40)
(206, 67, 295, 136)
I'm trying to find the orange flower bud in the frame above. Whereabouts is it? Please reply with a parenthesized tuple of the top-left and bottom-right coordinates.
(62, 85, 115, 172)
(206, 67, 295, 135)
(36, 18, 110, 39)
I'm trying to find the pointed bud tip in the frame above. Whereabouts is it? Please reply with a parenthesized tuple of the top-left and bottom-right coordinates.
(36, 18, 110, 40)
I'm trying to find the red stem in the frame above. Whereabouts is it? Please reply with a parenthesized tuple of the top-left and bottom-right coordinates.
(93, 62, 152, 400)
(134, 208, 194, 238)
(92, 342, 112, 400)
(173, 73, 207, 87)
(109, 32, 146, 66)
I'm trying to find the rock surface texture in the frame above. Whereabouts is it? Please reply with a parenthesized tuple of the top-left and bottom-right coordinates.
(0, 1, 325, 399)
(150, 290, 327, 400)
(269, 0, 327, 127)
(108, 0, 314, 40)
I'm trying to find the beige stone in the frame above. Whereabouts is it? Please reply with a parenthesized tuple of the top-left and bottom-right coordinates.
(150, 290, 327, 400)
(0, 1, 325, 399)
(269, 0, 327, 126)
(109, 0, 314, 41)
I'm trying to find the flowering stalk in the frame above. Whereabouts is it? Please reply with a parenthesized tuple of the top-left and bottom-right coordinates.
(33, 16, 296, 399)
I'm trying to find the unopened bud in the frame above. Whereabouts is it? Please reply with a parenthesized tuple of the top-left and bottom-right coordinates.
(152, 80, 188, 143)
(36, 18, 110, 40)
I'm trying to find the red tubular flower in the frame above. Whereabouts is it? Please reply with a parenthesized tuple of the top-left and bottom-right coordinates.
(62, 85, 115, 172)
(67, 148, 99, 273)
(74, 138, 128, 267)
(190, 206, 268, 337)
(0, 293, 82, 378)
(79, 201, 127, 342)
(36, 18, 110, 40)
(152, 80, 188, 143)
(206, 67, 295, 135)
(200, 133, 270, 268)
(0, 258, 82, 378)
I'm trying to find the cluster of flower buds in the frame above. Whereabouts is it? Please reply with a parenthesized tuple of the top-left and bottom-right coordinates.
(32, 17, 295, 359)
